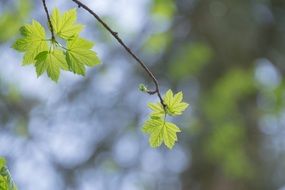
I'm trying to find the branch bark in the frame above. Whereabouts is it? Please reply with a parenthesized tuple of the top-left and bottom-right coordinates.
(41, 0, 55, 40)
(71, 0, 165, 107)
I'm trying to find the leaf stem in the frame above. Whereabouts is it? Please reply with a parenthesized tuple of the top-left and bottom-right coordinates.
(41, 0, 55, 40)
(70, 0, 166, 108)
(55, 41, 69, 51)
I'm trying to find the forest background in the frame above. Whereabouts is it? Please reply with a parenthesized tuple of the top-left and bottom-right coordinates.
(1, 0, 285, 189)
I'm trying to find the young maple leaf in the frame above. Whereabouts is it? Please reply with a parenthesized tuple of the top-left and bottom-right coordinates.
(142, 89, 189, 149)
(51, 8, 84, 39)
(148, 89, 189, 116)
(163, 89, 189, 116)
(142, 118, 181, 149)
(35, 50, 69, 82)
(66, 37, 100, 75)
(12, 20, 48, 65)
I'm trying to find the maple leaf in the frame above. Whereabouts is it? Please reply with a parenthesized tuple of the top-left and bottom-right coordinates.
(12, 20, 48, 65)
(51, 8, 84, 39)
(35, 50, 69, 82)
(142, 117, 181, 149)
(66, 37, 100, 75)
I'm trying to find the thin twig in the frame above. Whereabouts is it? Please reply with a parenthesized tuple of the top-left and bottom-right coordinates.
(42, 0, 55, 40)
(71, 0, 166, 107)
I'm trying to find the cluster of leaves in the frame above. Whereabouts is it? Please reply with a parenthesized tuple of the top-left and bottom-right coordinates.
(142, 89, 189, 149)
(0, 157, 17, 190)
(13, 8, 100, 82)
(11, 6, 189, 149)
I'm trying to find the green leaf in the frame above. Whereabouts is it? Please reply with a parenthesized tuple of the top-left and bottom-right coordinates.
(12, 38, 29, 52)
(150, 126, 164, 148)
(143, 89, 189, 149)
(148, 102, 164, 117)
(147, 90, 189, 117)
(66, 37, 100, 75)
(163, 122, 181, 149)
(35, 51, 48, 76)
(164, 89, 189, 116)
(12, 20, 48, 65)
(0, 157, 17, 190)
(53, 49, 70, 71)
(51, 8, 84, 39)
(24, 20, 46, 39)
(35, 50, 69, 82)
(13, 9, 101, 82)
(142, 118, 162, 134)
(142, 118, 181, 149)
(19, 26, 29, 36)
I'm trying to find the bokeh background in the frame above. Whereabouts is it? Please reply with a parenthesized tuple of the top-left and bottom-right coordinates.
(1, 0, 285, 189)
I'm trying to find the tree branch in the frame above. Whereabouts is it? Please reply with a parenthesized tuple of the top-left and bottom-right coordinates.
(71, 0, 166, 107)
(41, 0, 55, 40)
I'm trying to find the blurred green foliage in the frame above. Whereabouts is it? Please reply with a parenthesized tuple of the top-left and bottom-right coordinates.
(151, 0, 175, 20)
(200, 69, 256, 179)
(169, 42, 213, 79)
(0, 0, 31, 42)
(144, 32, 172, 54)
(205, 122, 253, 179)
(147, 0, 285, 189)
(274, 81, 285, 112)
(203, 69, 255, 121)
